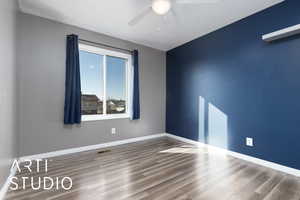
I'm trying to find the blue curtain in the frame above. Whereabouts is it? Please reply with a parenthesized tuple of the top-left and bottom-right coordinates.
(132, 50, 140, 120)
(64, 34, 81, 124)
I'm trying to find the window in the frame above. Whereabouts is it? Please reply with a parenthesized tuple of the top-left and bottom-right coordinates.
(79, 43, 132, 121)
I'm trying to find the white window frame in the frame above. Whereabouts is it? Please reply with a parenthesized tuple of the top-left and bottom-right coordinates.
(79, 43, 133, 121)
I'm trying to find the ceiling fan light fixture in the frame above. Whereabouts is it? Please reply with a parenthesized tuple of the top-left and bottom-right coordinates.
(152, 0, 171, 15)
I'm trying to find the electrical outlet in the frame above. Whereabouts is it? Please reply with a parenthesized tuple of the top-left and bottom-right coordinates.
(246, 137, 253, 147)
(111, 128, 116, 135)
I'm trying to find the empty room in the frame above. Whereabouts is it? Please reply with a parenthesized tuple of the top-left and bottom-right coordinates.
(1, 0, 300, 199)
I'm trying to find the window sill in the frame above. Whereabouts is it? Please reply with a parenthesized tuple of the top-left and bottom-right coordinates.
(82, 114, 131, 122)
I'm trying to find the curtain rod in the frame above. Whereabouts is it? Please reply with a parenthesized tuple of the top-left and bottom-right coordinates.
(78, 38, 133, 53)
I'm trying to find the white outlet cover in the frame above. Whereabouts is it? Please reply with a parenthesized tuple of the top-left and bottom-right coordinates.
(246, 137, 253, 147)
(111, 128, 116, 134)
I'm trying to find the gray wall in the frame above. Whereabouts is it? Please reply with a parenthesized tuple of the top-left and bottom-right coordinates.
(0, 0, 18, 187)
(17, 13, 166, 157)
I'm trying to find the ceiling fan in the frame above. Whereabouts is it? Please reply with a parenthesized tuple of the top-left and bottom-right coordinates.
(129, 0, 219, 26)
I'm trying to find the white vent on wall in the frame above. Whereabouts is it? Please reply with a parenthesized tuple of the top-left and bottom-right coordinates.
(262, 24, 300, 42)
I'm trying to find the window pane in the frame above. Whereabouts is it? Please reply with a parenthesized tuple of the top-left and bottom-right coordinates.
(80, 50, 104, 115)
(106, 56, 127, 114)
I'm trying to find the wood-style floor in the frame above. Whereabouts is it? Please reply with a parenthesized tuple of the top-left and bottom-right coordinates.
(5, 137, 300, 200)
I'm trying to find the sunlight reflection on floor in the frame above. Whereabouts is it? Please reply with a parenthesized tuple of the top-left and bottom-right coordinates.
(159, 144, 231, 159)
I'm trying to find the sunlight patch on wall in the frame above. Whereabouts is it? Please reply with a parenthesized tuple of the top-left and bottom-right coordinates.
(208, 103, 228, 149)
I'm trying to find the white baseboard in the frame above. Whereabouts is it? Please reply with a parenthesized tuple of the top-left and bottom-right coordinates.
(0, 161, 18, 200)
(165, 133, 300, 177)
(20, 133, 166, 162)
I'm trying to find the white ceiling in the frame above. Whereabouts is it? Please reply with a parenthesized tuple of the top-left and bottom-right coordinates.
(18, 0, 284, 51)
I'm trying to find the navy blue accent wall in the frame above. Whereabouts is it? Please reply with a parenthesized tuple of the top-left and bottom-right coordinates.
(166, 0, 300, 170)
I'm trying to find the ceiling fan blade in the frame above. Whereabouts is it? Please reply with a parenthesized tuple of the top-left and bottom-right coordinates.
(128, 7, 152, 26)
(175, 0, 219, 4)
(167, 8, 179, 25)
(161, 8, 180, 28)
(170, 8, 177, 19)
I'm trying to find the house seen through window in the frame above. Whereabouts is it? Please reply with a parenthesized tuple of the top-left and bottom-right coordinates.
(79, 43, 131, 121)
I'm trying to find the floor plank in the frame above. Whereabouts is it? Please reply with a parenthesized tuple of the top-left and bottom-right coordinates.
(4, 137, 300, 200)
